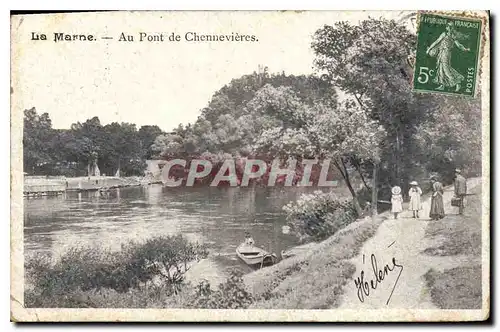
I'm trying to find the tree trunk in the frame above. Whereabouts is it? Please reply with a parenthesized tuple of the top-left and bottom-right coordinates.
(395, 129, 401, 183)
(333, 157, 363, 216)
(371, 162, 378, 219)
(353, 161, 370, 190)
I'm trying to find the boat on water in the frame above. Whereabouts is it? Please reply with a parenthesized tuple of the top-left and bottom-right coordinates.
(236, 243, 277, 268)
(280, 242, 318, 260)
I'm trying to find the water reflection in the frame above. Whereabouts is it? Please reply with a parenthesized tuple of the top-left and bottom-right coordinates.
(24, 184, 343, 262)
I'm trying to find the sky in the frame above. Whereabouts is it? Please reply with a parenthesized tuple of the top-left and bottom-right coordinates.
(12, 11, 412, 132)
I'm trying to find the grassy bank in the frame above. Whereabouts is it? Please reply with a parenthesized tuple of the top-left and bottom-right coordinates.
(422, 184, 482, 309)
(244, 213, 388, 309)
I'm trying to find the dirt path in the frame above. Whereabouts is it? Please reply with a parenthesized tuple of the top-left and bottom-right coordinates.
(338, 177, 482, 309)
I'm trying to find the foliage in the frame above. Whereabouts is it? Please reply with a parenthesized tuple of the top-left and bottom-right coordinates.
(283, 191, 358, 242)
(413, 95, 482, 183)
(23, 108, 165, 176)
(152, 73, 338, 158)
(312, 18, 481, 195)
(23, 108, 55, 173)
(25, 235, 208, 307)
(251, 85, 385, 214)
(188, 271, 254, 309)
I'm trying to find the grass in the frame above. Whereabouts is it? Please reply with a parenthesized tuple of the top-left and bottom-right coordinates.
(422, 184, 482, 309)
(424, 267, 482, 309)
(244, 214, 387, 309)
(422, 187, 482, 256)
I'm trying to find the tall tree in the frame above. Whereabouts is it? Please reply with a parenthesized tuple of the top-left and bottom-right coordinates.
(312, 18, 438, 189)
(138, 125, 165, 159)
(251, 85, 385, 214)
(23, 108, 56, 174)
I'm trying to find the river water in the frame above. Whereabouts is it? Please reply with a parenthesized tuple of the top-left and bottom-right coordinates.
(24, 184, 346, 282)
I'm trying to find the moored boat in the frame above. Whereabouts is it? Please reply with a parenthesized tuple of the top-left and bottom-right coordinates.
(236, 243, 277, 268)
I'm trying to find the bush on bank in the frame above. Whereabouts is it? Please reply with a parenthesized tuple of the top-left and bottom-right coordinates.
(25, 235, 208, 307)
(283, 191, 358, 242)
(188, 271, 254, 309)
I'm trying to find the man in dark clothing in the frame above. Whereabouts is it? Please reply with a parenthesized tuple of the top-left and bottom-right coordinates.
(454, 169, 467, 215)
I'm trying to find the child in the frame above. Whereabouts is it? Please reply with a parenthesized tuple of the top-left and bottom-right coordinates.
(391, 186, 403, 219)
(408, 181, 422, 218)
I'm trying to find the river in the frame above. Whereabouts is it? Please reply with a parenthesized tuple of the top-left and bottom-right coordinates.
(24, 184, 347, 283)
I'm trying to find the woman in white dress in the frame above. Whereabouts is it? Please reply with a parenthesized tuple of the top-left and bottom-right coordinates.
(408, 181, 422, 219)
(391, 186, 403, 219)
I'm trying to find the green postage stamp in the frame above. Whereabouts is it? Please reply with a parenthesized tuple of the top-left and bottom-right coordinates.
(413, 13, 483, 97)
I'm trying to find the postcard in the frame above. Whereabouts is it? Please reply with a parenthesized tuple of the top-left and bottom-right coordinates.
(10, 10, 490, 322)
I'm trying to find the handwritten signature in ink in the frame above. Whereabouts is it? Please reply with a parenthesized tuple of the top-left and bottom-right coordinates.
(353, 253, 403, 305)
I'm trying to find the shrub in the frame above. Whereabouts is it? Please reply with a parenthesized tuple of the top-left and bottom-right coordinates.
(283, 191, 357, 242)
(25, 235, 208, 307)
(188, 271, 254, 309)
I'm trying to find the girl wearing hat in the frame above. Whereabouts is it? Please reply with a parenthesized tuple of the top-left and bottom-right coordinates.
(391, 186, 403, 219)
(429, 176, 445, 220)
(408, 181, 422, 218)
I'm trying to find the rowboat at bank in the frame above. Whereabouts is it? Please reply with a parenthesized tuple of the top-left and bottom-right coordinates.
(236, 243, 277, 268)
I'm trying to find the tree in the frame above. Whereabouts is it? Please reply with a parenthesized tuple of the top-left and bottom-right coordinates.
(138, 125, 164, 159)
(312, 19, 437, 188)
(249, 85, 384, 215)
(414, 95, 482, 182)
(154, 72, 337, 160)
(23, 108, 56, 173)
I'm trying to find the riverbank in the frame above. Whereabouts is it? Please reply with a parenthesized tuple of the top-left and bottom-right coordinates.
(244, 212, 389, 308)
(24, 178, 485, 310)
(24, 175, 159, 196)
(242, 178, 485, 310)
(422, 181, 483, 309)
(336, 177, 483, 310)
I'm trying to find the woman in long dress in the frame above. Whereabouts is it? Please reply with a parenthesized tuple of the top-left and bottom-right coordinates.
(391, 186, 403, 219)
(408, 181, 422, 218)
(426, 22, 470, 92)
(429, 177, 445, 220)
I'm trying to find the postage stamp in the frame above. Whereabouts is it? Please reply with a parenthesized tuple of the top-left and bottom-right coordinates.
(413, 12, 483, 97)
(10, 10, 490, 322)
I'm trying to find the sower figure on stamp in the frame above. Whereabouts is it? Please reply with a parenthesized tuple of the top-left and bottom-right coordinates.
(426, 21, 470, 92)
(429, 176, 445, 220)
(454, 168, 467, 215)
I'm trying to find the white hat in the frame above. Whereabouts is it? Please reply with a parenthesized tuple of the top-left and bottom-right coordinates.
(410, 181, 418, 186)
(391, 186, 401, 195)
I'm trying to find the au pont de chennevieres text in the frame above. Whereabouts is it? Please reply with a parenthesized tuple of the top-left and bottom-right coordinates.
(31, 32, 259, 43)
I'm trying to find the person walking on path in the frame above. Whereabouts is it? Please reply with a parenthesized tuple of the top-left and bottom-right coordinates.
(429, 176, 445, 220)
(408, 181, 422, 218)
(391, 186, 403, 219)
(454, 169, 467, 215)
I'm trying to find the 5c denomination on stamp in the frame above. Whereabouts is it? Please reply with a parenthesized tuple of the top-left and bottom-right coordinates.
(413, 13, 482, 97)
